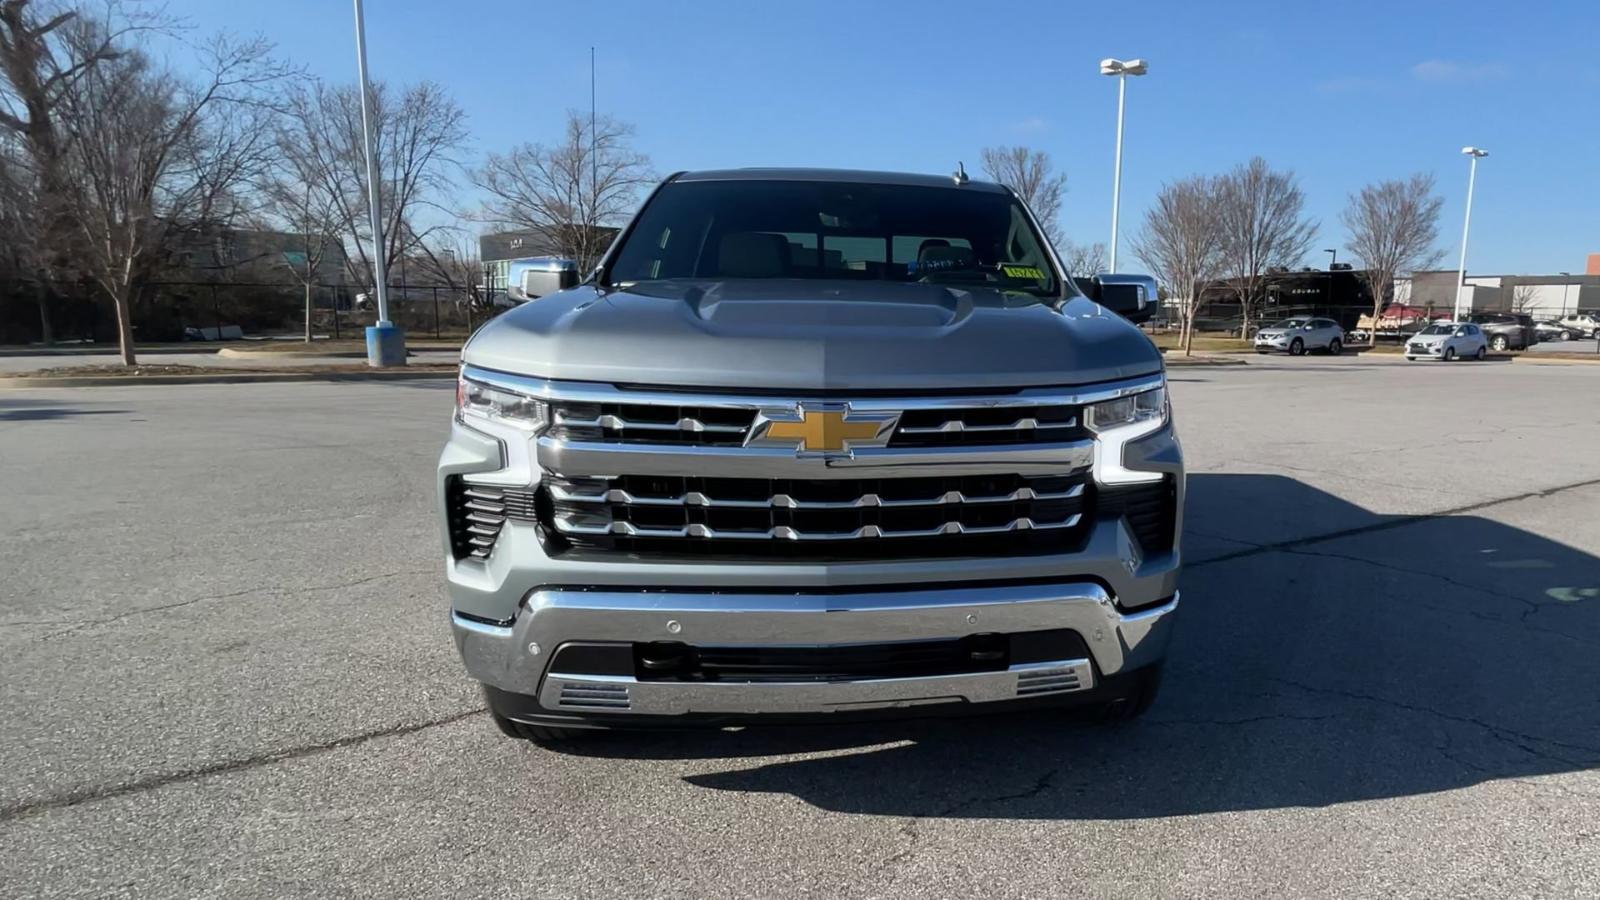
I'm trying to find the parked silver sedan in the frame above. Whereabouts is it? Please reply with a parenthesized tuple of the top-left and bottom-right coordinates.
(1405, 322, 1489, 361)
(1254, 317, 1345, 356)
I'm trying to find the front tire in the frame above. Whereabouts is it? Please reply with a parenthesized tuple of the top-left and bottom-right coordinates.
(1289, 338, 1305, 356)
(1491, 335, 1509, 351)
(1559, 331, 1572, 342)
(1444, 346, 1458, 362)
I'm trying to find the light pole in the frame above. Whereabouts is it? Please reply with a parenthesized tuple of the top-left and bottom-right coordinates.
(353, 0, 405, 366)
(1454, 146, 1488, 321)
(1324, 249, 1337, 309)
(1101, 57, 1148, 273)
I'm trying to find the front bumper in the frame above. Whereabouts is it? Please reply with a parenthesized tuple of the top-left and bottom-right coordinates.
(454, 583, 1177, 722)
(440, 379, 1184, 726)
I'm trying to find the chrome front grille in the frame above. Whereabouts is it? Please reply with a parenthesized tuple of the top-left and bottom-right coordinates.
(548, 403, 755, 447)
(546, 398, 1085, 449)
(543, 473, 1091, 558)
(454, 366, 1172, 563)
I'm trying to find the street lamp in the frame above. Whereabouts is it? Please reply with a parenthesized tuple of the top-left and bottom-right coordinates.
(1101, 57, 1148, 273)
(1324, 249, 1337, 309)
(1454, 146, 1489, 321)
(353, 0, 405, 367)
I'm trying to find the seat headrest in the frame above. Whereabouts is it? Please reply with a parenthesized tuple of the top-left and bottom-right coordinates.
(717, 232, 789, 278)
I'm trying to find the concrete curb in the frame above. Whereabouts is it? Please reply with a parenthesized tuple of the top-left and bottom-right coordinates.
(1160, 352, 1249, 366)
(215, 347, 371, 360)
(1513, 354, 1600, 366)
(0, 368, 456, 389)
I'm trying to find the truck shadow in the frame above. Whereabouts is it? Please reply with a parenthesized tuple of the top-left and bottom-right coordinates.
(554, 473, 1600, 820)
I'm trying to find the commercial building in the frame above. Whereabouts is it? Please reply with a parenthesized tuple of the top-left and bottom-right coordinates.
(1398, 270, 1600, 319)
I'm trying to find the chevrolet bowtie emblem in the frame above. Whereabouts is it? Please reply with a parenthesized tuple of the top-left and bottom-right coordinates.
(749, 406, 899, 456)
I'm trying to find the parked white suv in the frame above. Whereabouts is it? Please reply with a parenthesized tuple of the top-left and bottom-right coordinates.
(1557, 313, 1600, 338)
(1254, 317, 1345, 356)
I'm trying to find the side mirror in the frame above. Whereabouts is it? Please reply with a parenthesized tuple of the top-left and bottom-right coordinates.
(1079, 274, 1156, 324)
(506, 257, 579, 303)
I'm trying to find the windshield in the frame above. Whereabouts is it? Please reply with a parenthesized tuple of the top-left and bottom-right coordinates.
(1419, 324, 1454, 335)
(607, 179, 1064, 297)
(1270, 318, 1308, 329)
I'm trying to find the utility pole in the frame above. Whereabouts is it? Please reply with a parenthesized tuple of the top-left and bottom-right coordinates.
(1100, 58, 1148, 273)
(1454, 147, 1488, 321)
(354, 0, 405, 366)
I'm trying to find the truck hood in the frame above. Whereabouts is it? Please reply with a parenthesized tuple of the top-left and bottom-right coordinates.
(462, 279, 1164, 392)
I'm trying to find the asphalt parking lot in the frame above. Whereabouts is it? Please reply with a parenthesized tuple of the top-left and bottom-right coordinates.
(3, 354, 1598, 899)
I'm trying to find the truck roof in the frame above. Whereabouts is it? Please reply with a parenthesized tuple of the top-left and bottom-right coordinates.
(672, 167, 1009, 193)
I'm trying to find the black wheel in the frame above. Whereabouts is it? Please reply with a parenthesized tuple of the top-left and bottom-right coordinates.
(1559, 331, 1572, 342)
(1289, 338, 1305, 356)
(1098, 665, 1163, 722)
(1328, 339, 1342, 356)
(490, 710, 588, 745)
(1475, 345, 1487, 360)
(1491, 334, 1509, 351)
(1444, 346, 1457, 362)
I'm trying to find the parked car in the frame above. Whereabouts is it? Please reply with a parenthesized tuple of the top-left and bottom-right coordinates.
(1405, 322, 1488, 361)
(1557, 313, 1600, 338)
(1254, 317, 1345, 355)
(1464, 312, 1533, 351)
(1534, 320, 1583, 342)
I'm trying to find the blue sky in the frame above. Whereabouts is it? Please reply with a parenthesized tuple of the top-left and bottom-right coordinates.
(163, 0, 1598, 275)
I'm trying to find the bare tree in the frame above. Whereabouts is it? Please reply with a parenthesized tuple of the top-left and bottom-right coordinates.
(474, 110, 654, 272)
(1057, 238, 1106, 277)
(980, 145, 1066, 246)
(57, 29, 287, 364)
(0, 0, 143, 342)
(1342, 174, 1443, 347)
(278, 79, 467, 294)
(1510, 282, 1539, 314)
(263, 175, 343, 341)
(1216, 157, 1317, 336)
(1131, 175, 1226, 356)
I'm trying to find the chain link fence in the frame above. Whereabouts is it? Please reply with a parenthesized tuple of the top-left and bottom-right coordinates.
(1, 278, 496, 346)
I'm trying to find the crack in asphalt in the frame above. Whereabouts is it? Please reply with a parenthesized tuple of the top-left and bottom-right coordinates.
(0, 707, 486, 824)
(1267, 677, 1600, 764)
(28, 569, 435, 641)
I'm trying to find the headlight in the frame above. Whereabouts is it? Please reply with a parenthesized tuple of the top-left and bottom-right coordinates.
(1085, 385, 1167, 433)
(456, 372, 549, 432)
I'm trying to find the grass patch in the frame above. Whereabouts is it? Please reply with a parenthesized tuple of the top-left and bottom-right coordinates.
(1149, 333, 1254, 352)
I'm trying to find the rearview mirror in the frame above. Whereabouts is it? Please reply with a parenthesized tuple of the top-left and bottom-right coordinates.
(1076, 273, 1156, 324)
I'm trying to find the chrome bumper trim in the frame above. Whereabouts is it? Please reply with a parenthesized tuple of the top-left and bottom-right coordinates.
(451, 585, 1181, 703)
(537, 436, 1095, 479)
(537, 659, 1095, 716)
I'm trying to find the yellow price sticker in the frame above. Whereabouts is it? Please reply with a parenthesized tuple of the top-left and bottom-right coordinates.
(1001, 265, 1045, 280)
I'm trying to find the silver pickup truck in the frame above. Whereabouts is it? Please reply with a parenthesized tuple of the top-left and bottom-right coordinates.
(440, 168, 1182, 743)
